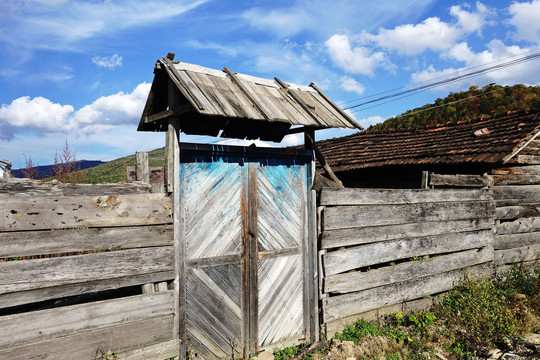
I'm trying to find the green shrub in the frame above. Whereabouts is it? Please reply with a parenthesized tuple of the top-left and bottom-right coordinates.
(436, 264, 540, 354)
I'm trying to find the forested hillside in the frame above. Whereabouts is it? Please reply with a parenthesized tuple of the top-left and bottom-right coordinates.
(368, 84, 540, 131)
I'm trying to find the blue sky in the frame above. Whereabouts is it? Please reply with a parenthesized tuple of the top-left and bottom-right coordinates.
(2, 0, 540, 168)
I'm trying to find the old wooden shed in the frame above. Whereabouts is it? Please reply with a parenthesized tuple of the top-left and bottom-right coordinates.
(137, 54, 359, 359)
(314, 110, 540, 188)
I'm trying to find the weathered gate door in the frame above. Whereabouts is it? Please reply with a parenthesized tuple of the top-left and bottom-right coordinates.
(179, 143, 314, 359)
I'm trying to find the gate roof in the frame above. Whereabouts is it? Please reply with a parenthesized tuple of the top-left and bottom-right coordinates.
(138, 55, 361, 142)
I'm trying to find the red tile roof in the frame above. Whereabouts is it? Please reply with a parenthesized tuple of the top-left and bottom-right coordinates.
(316, 110, 540, 172)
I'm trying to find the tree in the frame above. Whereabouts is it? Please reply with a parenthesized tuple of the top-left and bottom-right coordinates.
(51, 140, 88, 183)
(21, 154, 38, 179)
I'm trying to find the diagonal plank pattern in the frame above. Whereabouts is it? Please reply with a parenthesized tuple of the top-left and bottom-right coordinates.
(183, 162, 244, 259)
(186, 265, 243, 360)
(257, 165, 305, 251)
(258, 255, 304, 346)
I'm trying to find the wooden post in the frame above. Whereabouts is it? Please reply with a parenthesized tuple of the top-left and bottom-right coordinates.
(135, 152, 149, 184)
(165, 127, 175, 194)
(136, 151, 155, 295)
(307, 135, 344, 188)
(247, 164, 259, 354)
(304, 127, 315, 151)
(168, 119, 184, 359)
(421, 171, 429, 189)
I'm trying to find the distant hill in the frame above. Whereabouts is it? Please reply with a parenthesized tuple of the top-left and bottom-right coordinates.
(12, 148, 166, 184)
(77, 148, 166, 184)
(368, 84, 540, 131)
(12, 160, 105, 179)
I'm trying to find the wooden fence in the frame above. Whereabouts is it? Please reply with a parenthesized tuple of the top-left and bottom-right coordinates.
(430, 169, 540, 275)
(0, 177, 178, 359)
(318, 188, 496, 336)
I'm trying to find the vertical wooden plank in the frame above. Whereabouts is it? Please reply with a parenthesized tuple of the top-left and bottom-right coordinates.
(248, 163, 259, 354)
(136, 152, 150, 184)
(165, 127, 174, 193)
(302, 165, 310, 343)
(170, 120, 184, 359)
(241, 163, 250, 358)
(421, 171, 429, 189)
(304, 127, 315, 151)
(309, 187, 319, 341)
(155, 282, 168, 292)
(141, 283, 155, 294)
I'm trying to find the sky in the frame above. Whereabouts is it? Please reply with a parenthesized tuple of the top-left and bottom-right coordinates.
(2, 0, 540, 168)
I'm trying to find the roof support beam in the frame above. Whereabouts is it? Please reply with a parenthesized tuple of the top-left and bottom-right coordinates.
(143, 104, 193, 125)
(275, 77, 324, 127)
(309, 82, 364, 131)
(304, 132, 344, 188)
(223, 67, 271, 121)
(162, 57, 206, 111)
(503, 114, 540, 163)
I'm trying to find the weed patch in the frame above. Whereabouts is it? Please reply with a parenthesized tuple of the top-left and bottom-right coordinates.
(272, 263, 540, 359)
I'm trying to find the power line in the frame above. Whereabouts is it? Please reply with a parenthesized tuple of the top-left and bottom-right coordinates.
(343, 51, 540, 111)
(337, 46, 540, 106)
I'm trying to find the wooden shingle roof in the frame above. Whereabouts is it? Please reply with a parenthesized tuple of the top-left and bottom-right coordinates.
(316, 110, 540, 172)
(138, 57, 361, 141)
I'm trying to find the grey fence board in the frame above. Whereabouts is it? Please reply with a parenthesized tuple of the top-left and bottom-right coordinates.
(1, 291, 173, 348)
(0, 271, 175, 309)
(323, 230, 492, 276)
(121, 339, 179, 360)
(325, 247, 493, 294)
(494, 244, 540, 265)
(0, 224, 173, 258)
(321, 188, 490, 206)
(322, 264, 493, 323)
(1, 247, 174, 293)
(496, 217, 540, 235)
(496, 205, 540, 220)
(0, 178, 152, 196)
(0, 193, 172, 231)
(493, 185, 540, 200)
(0, 315, 174, 360)
(324, 202, 493, 230)
(321, 218, 493, 249)
(494, 232, 540, 250)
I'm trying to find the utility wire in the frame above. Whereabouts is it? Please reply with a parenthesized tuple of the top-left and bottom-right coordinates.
(337, 46, 540, 106)
(344, 51, 540, 111)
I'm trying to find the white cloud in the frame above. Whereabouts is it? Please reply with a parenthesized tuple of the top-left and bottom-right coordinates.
(0, 0, 210, 52)
(92, 54, 123, 69)
(451, 2, 493, 34)
(357, 115, 385, 128)
(411, 40, 539, 92)
(360, 2, 492, 55)
(73, 82, 151, 127)
(240, 0, 437, 40)
(217, 139, 275, 147)
(365, 17, 460, 55)
(0, 82, 151, 139)
(280, 134, 303, 147)
(340, 76, 365, 95)
(242, 8, 311, 38)
(0, 96, 75, 132)
(509, 0, 540, 44)
(325, 34, 386, 76)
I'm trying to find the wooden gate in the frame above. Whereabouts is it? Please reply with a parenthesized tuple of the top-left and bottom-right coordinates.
(178, 143, 316, 359)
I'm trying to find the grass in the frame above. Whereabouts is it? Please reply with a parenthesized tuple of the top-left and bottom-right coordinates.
(41, 147, 166, 184)
(272, 263, 540, 359)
